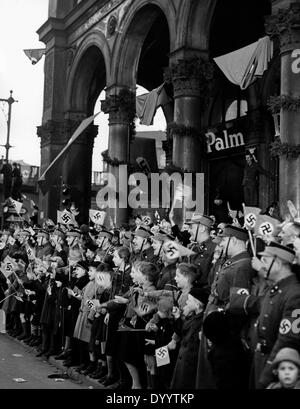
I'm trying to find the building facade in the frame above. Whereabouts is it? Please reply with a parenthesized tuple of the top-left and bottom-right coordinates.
(37, 0, 299, 225)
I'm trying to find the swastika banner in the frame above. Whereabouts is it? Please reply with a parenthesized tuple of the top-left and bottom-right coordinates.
(57, 210, 76, 225)
(89, 209, 106, 225)
(243, 206, 262, 229)
(1, 256, 18, 278)
(254, 214, 280, 237)
(163, 240, 196, 259)
(155, 346, 170, 367)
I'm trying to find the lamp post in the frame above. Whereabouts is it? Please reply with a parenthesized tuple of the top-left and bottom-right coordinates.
(0, 90, 18, 161)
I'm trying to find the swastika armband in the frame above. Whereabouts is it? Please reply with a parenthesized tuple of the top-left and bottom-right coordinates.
(279, 310, 300, 335)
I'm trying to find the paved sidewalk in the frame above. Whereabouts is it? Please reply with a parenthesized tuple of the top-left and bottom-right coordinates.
(5, 334, 105, 389)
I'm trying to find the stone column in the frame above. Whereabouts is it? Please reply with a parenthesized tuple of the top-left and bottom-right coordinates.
(166, 57, 214, 222)
(265, 1, 300, 214)
(37, 121, 67, 222)
(101, 89, 135, 227)
(61, 119, 97, 225)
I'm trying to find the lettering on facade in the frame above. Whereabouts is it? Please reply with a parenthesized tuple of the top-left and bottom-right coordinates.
(70, 0, 126, 42)
(206, 130, 245, 153)
(291, 49, 300, 74)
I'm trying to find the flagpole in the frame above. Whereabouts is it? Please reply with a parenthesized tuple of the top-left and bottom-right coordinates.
(0, 291, 17, 304)
(242, 203, 256, 256)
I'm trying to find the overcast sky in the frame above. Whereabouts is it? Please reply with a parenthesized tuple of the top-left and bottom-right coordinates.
(0, 0, 165, 172)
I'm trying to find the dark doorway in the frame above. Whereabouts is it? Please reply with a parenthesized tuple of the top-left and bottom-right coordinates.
(209, 151, 245, 223)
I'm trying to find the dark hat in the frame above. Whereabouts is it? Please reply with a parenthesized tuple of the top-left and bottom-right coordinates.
(11, 252, 28, 265)
(258, 241, 295, 264)
(189, 287, 209, 305)
(80, 224, 90, 234)
(86, 242, 98, 252)
(66, 228, 81, 238)
(98, 230, 113, 240)
(203, 307, 231, 343)
(76, 260, 89, 272)
(218, 224, 248, 241)
(186, 213, 214, 228)
(150, 229, 175, 242)
(133, 225, 152, 239)
(89, 261, 101, 269)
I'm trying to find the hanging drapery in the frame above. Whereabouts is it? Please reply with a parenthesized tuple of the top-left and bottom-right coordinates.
(136, 83, 171, 125)
(213, 36, 273, 90)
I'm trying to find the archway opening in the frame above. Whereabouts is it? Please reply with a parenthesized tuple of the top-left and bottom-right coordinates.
(207, 0, 272, 221)
(134, 6, 171, 172)
(65, 45, 107, 222)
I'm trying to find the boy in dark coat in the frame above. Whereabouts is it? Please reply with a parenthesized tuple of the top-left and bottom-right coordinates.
(170, 287, 207, 389)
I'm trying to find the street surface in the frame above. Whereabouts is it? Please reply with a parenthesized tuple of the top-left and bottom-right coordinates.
(0, 334, 86, 389)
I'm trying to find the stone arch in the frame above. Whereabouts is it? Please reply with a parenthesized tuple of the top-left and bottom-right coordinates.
(180, 0, 217, 51)
(111, 1, 176, 87)
(61, 31, 110, 224)
(66, 29, 110, 115)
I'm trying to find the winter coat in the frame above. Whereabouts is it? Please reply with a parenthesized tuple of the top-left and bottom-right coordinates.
(267, 380, 300, 389)
(40, 276, 58, 328)
(171, 312, 203, 389)
(156, 263, 177, 291)
(73, 280, 99, 343)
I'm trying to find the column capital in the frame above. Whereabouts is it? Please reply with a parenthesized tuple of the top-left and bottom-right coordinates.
(101, 89, 136, 125)
(164, 57, 215, 100)
(37, 119, 97, 148)
(265, 3, 300, 46)
(37, 120, 68, 147)
(64, 119, 98, 147)
(101, 89, 135, 117)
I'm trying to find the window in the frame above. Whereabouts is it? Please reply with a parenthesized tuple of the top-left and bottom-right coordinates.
(225, 99, 247, 122)
(209, 86, 248, 126)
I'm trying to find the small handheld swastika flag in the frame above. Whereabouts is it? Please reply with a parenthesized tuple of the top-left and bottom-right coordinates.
(254, 214, 280, 237)
(243, 206, 262, 229)
(89, 209, 106, 225)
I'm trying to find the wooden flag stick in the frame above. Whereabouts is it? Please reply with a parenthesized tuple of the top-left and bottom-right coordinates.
(0, 291, 17, 304)
(247, 229, 256, 256)
(242, 203, 256, 256)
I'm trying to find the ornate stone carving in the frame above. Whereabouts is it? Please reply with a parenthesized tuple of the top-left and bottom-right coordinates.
(64, 119, 98, 147)
(265, 3, 300, 44)
(107, 15, 118, 38)
(101, 90, 136, 140)
(37, 121, 67, 147)
(164, 58, 215, 104)
(37, 119, 97, 148)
